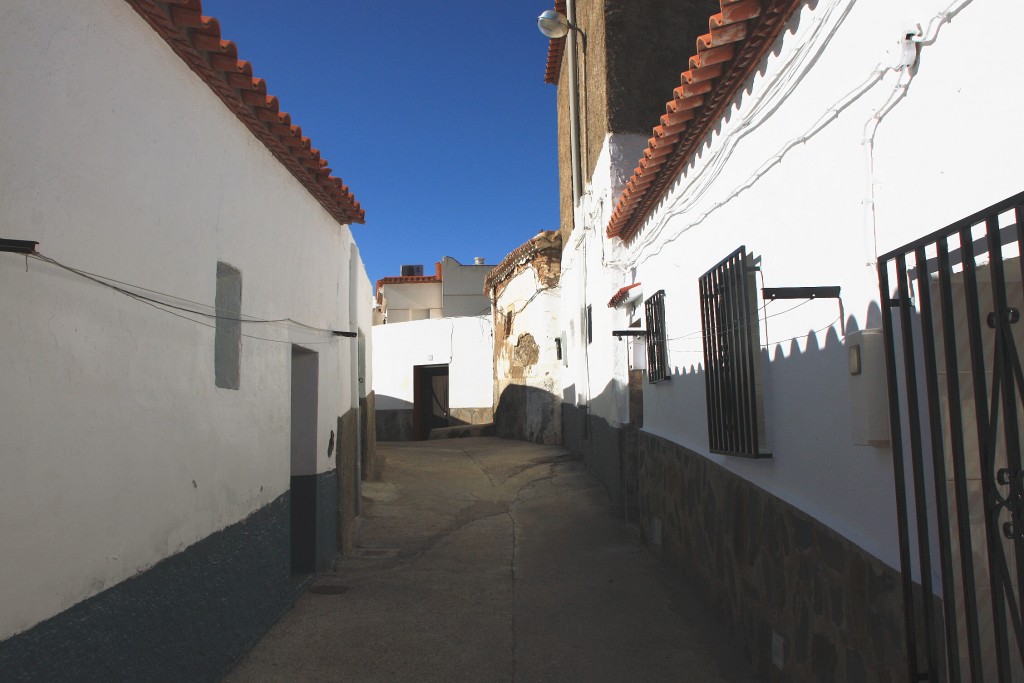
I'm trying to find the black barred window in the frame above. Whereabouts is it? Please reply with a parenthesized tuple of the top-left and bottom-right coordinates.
(698, 247, 769, 457)
(645, 290, 669, 383)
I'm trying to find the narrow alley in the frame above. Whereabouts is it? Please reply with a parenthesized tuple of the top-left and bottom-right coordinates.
(226, 437, 755, 682)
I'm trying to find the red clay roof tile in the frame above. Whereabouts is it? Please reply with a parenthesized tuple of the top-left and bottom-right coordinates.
(375, 262, 444, 300)
(607, 0, 804, 243)
(543, 1, 568, 85)
(127, 0, 364, 225)
(607, 283, 641, 308)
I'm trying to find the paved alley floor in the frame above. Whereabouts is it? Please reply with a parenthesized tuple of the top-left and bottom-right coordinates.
(225, 437, 755, 683)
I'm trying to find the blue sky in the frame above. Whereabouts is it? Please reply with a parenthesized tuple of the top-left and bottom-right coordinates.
(200, 0, 561, 286)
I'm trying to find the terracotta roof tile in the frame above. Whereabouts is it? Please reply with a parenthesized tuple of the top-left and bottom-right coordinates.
(126, 0, 365, 225)
(375, 262, 443, 300)
(606, 0, 804, 243)
(543, 1, 568, 84)
(607, 283, 641, 308)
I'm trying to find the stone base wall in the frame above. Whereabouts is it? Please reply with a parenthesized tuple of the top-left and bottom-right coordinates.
(376, 408, 413, 442)
(338, 409, 360, 554)
(376, 405, 492, 443)
(0, 495, 296, 681)
(639, 430, 906, 681)
(495, 384, 561, 444)
(449, 406, 493, 426)
(562, 403, 625, 508)
(360, 392, 378, 480)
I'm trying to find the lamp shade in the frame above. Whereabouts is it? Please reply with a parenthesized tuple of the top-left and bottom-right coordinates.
(537, 10, 570, 39)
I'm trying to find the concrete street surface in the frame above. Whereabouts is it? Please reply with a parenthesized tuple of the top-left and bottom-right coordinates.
(226, 437, 756, 682)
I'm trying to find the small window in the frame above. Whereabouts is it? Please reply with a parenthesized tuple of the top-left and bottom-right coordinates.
(698, 247, 768, 457)
(586, 304, 593, 344)
(645, 290, 669, 383)
(215, 261, 242, 389)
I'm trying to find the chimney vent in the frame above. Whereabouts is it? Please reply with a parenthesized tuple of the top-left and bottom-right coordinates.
(474, 257, 485, 265)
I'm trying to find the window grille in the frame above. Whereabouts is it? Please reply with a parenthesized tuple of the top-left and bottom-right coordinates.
(645, 290, 669, 383)
(698, 247, 768, 457)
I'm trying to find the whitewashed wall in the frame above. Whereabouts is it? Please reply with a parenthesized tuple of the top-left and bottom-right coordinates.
(559, 135, 647, 422)
(380, 281, 442, 322)
(0, 0, 369, 639)
(494, 266, 562, 398)
(563, 0, 1023, 571)
(372, 317, 494, 410)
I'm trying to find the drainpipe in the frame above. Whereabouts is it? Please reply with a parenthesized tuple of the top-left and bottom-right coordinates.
(566, 0, 582, 209)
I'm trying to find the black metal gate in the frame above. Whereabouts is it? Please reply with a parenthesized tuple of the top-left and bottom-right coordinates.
(879, 191, 1024, 681)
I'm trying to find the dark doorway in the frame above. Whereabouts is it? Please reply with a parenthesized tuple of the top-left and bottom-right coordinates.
(413, 364, 449, 440)
(290, 345, 318, 575)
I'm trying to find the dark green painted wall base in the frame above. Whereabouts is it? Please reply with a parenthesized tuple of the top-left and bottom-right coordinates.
(0, 469, 341, 682)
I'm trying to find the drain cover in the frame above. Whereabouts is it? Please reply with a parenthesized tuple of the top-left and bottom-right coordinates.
(309, 583, 350, 595)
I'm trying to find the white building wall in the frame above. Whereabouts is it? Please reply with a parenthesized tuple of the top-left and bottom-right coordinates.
(0, 0, 368, 639)
(380, 281, 442, 322)
(560, 134, 647, 425)
(372, 317, 494, 411)
(495, 267, 561, 392)
(564, 0, 1024, 571)
(440, 256, 492, 318)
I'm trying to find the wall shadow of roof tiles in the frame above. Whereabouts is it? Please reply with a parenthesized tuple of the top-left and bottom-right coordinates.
(607, 0, 803, 243)
(127, 0, 365, 225)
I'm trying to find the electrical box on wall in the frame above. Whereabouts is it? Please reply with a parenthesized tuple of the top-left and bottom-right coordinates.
(846, 329, 890, 447)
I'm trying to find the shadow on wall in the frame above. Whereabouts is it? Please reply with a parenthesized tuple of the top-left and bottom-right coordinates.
(493, 383, 562, 445)
(375, 396, 494, 442)
(638, 303, 917, 681)
(658, 303, 886, 453)
(374, 396, 413, 442)
(561, 379, 632, 510)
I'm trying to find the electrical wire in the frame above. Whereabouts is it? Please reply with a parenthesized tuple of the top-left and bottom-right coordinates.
(27, 252, 348, 344)
(614, 0, 975, 272)
(667, 312, 844, 356)
(610, 0, 859, 270)
(31, 254, 290, 324)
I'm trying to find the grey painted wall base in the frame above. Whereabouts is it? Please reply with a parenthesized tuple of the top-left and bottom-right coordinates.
(0, 472, 340, 682)
(316, 468, 339, 572)
(638, 430, 906, 681)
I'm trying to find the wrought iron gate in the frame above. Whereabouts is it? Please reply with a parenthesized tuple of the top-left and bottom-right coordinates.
(879, 191, 1024, 681)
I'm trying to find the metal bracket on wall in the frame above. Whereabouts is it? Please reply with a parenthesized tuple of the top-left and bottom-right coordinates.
(0, 238, 39, 254)
(761, 286, 841, 301)
(612, 329, 647, 338)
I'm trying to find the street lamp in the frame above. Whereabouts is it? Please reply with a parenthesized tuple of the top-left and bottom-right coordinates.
(537, 10, 571, 38)
(537, 4, 583, 206)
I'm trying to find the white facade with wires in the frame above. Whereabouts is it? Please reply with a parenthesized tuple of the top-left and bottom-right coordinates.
(550, 0, 1023, 675)
(0, 0, 373, 673)
(561, 0, 1020, 574)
